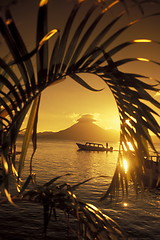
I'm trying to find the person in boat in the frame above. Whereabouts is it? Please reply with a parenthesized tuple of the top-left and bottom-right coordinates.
(106, 142, 108, 149)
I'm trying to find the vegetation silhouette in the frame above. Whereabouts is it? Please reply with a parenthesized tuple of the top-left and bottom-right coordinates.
(0, 0, 160, 239)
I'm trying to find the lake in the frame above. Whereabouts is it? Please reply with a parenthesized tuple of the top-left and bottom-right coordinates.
(0, 140, 159, 239)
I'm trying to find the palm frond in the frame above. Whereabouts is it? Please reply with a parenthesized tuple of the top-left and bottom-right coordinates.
(20, 180, 126, 239)
(0, 0, 160, 203)
(70, 73, 104, 91)
(18, 95, 41, 180)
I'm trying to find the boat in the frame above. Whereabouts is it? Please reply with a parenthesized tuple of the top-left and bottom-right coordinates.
(76, 142, 113, 152)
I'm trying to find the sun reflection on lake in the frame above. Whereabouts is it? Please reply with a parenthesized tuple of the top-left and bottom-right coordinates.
(123, 202, 128, 207)
(123, 159, 129, 173)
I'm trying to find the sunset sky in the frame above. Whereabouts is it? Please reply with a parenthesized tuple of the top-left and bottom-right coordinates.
(0, 0, 160, 132)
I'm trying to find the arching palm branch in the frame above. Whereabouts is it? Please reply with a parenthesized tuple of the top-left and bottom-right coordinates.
(0, 0, 160, 202)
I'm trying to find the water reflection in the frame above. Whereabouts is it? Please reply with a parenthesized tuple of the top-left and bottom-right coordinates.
(76, 148, 117, 179)
(1, 140, 160, 239)
(123, 158, 129, 173)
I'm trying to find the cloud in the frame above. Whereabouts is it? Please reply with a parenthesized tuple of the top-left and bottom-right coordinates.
(68, 113, 80, 124)
(77, 114, 96, 123)
(68, 112, 105, 124)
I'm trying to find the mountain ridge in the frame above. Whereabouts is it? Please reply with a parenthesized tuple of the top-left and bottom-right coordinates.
(37, 121, 120, 142)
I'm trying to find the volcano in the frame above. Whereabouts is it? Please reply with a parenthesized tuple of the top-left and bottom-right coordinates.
(38, 115, 120, 142)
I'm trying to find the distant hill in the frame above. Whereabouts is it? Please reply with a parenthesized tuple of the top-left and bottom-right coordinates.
(37, 117, 120, 142)
(20, 112, 159, 143)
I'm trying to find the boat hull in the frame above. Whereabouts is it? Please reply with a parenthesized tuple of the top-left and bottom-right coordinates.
(76, 143, 113, 152)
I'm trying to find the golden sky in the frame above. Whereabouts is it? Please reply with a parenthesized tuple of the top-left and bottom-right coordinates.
(37, 74, 121, 132)
(37, 73, 160, 132)
(0, 0, 160, 132)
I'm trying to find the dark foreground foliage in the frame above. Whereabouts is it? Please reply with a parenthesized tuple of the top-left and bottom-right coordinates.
(0, 0, 160, 239)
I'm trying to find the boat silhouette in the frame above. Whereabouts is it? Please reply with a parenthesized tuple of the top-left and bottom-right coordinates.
(76, 142, 113, 152)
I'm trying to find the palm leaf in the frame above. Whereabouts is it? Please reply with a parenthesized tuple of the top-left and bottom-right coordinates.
(86, 13, 160, 69)
(67, 4, 107, 71)
(0, 0, 160, 203)
(8, 29, 58, 68)
(54, 2, 81, 75)
(36, 0, 48, 85)
(61, 3, 98, 73)
(0, 74, 22, 110)
(20, 180, 125, 239)
(0, 17, 31, 98)
(43, 173, 71, 187)
(18, 95, 41, 180)
(5, 9, 36, 93)
(48, 35, 60, 82)
(0, 57, 26, 102)
(70, 73, 104, 91)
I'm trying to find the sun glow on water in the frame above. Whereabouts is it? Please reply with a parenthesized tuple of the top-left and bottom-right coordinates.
(123, 159, 129, 174)
(123, 202, 128, 207)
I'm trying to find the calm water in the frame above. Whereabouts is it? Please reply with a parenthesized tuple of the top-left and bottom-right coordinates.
(0, 140, 160, 239)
